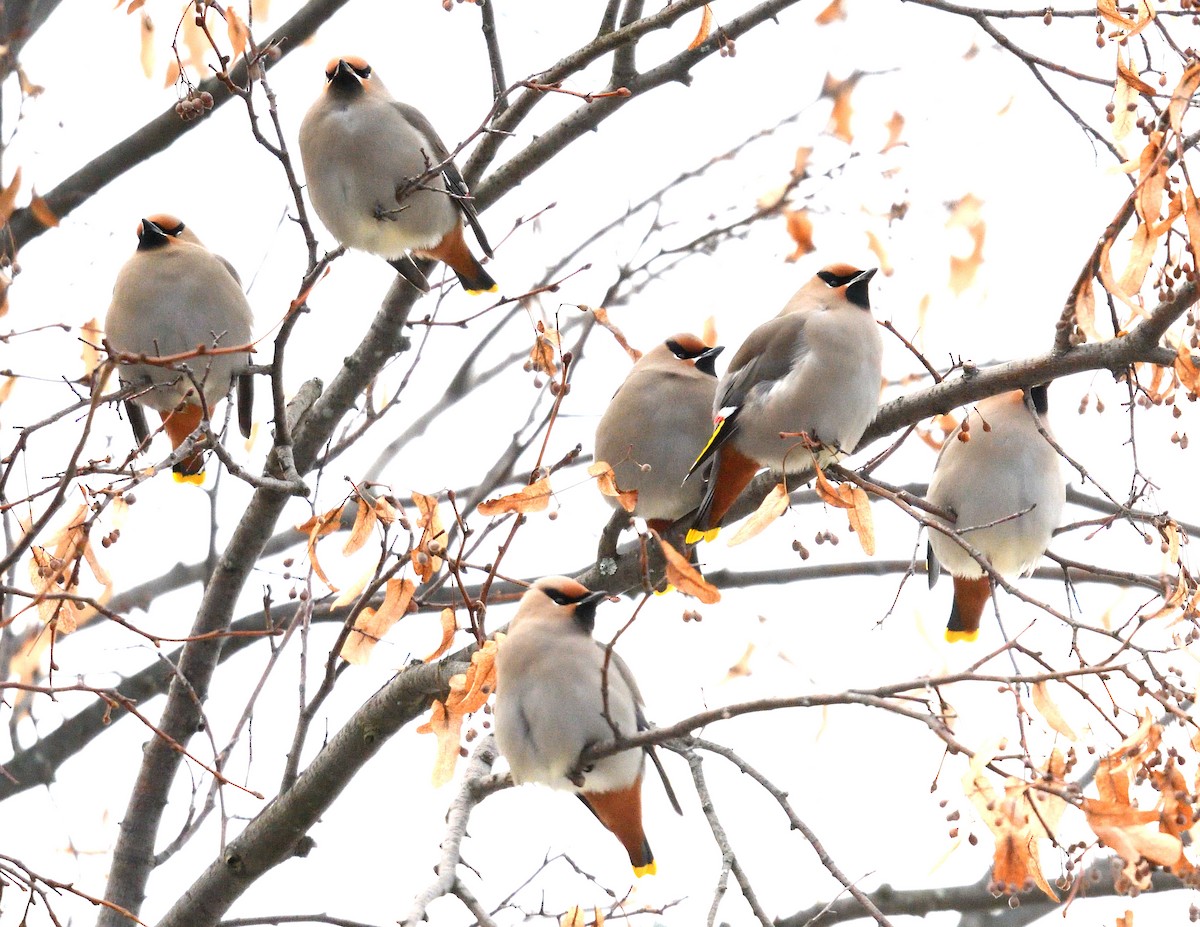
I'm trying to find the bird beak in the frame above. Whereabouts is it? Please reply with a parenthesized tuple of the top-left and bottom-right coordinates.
(137, 218, 170, 251)
(694, 345, 724, 378)
(846, 267, 877, 310)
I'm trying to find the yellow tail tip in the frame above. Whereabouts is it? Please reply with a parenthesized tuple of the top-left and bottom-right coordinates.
(685, 527, 720, 545)
(633, 860, 657, 878)
(466, 283, 499, 295)
(172, 471, 206, 486)
(653, 584, 676, 597)
(944, 628, 980, 643)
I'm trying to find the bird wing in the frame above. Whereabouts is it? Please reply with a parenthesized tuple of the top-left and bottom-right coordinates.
(687, 314, 809, 479)
(714, 312, 810, 413)
(602, 645, 683, 816)
(391, 101, 494, 258)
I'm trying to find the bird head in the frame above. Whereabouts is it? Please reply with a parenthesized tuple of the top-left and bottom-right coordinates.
(136, 214, 189, 251)
(323, 56, 373, 97)
(519, 577, 610, 635)
(815, 263, 877, 310)
(664, 333, 725, 377)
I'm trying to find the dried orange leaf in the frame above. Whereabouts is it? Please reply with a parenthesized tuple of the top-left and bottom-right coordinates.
(340, 578, 414, 665)
(846, 486, 875, 556)
(80, 318, 106, 382)
(561, 908, 586, 927)
(814, 463, 853, 509)
(296, 503, 346, 590)
(865, 231, 893, 277)
(946, 194, 985, 295)
(225, 6, 250, 61)
(1073, 279, 1100, 343)
(1175, 340, 1200, 396)
(702, 315, 719, 349)
(1116, 58, 1156, 96)
(163, 58, 181, 88)
(330, 563, 373, 609)
(0, 376, 15, 406)
(727, 482, 788, 546)
(424, 607, 457, 663)
(962, 739, 1058, 901)
(588, 461, 637, 513)
(1117, 913, 1134, 927)
(528, 323, 560, 377)
(591, 306, 641, 362)
(793, 146, 813, 178)
(420, 640, 499, 786)
(125, 0, 147, 13)
(0, 167, 22, 225)
(821, 72, 858, 143)
(374, 496, 398, 525)
(1031, 681, 1079, 741)
(1168, 62, 1200, 135)
(411, 491, 445, 583)
(784, 210, 815, 262)
(1183, 187, 1200, 272)
(687, 4, 713, 50)
(1098, 0, 1136, 28)
(881, 111, 904, 152)
(342, 497, 378, 555)
(139, 11, 155, 78)
(1118, 222, 1156, 305)
(656, 535, 720, 603)
(814, 0, 845, 25)
(1098, 237, 1140, 314)
(477, 477, 553, 516)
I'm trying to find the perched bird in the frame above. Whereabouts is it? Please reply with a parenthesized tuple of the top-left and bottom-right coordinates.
(298, 56, 496, 295)
(594, 333, 724, 535)
(686, 264, 883, 543)
(105, 214, 254, 483)
(926, 386, 1065, 643)
(494, 576, 681, 877)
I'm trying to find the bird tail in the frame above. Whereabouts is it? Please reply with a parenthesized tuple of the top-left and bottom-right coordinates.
(416, 224, 497, 295)
(686, 443, 759, 546)
(160, 404, 206, 484)
(579, 779, 656, 877)
(945, 575, 990, 643)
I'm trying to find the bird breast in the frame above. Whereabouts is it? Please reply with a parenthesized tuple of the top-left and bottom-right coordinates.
(927, 405, 1065, 579)
(495, 631, 643, 793)
(299, 98, 458, 257)
(106, 248, 252, 411)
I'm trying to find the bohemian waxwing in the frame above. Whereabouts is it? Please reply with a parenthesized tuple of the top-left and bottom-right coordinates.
(298, 56, 496, 295)
(594, 333, 724, 535)
(685, 264, 883, 543)
(926, 386, 1065, 642)
(104, 214, 254, 483)
(494, 576, 681, 877)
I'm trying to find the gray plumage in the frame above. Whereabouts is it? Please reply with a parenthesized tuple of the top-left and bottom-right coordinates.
(715, 268, 883, 469)
(105, 216, 253, 418)
(927, 388, 1065, 580)
(594, 334, 721, 526)
(494, 578, 644, 792)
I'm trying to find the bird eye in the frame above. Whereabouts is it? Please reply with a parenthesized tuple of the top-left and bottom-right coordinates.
(665, 339, 690, 359)
(543, 589, 575, 606)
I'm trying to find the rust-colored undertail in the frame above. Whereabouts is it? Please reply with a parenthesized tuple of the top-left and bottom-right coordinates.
(946, 575, 991, 643)
(416, 223, 497, 294)
(160, 404, 206, 484)
(579, 776, 656, 877)
(686, 445, 760, 545)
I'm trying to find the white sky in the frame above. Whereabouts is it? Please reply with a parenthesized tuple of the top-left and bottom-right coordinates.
(2, 1, 1198, 925)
